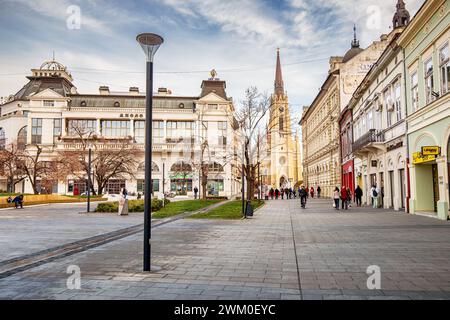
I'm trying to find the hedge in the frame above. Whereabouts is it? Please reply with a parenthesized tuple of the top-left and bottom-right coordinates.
(95, 198, 170, 213)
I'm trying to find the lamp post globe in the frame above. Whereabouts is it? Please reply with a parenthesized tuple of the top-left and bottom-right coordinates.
(137, 32, 163, 272)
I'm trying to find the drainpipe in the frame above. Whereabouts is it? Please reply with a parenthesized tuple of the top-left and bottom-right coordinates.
(403, 48, 411, 213)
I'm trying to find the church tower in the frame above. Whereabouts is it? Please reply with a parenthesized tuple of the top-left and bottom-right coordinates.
(266, 49, 300, 188)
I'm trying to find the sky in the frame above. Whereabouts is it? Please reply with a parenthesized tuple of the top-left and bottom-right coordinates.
(0, 0, 424, 125)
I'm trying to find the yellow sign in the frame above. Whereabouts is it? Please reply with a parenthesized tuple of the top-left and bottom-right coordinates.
(421, 146, 441, 156)
(413, 152, 436, 164)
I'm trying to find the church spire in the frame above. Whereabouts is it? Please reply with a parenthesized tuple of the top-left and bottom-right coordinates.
(274, 48, 284, 96)
(351, 24, 360, 48)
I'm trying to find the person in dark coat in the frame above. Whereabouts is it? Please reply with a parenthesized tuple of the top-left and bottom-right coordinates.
(355, 185, 363, 207)
(340, 186, 348, 210)
(317, 186, 321, 198)
(194, 186, 199, 199)
(269, 188, 274, 200)
(299, 186, 307, 209)
(13, 195, 24, 209)
(275, 189, 280, 199)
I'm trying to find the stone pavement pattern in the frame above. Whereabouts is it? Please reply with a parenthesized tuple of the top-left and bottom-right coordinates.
(0, 198, 449, 300)
(0, 202, 143, 260)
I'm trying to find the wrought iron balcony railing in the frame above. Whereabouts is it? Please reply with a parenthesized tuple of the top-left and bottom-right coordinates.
(353, 129, 384, 152)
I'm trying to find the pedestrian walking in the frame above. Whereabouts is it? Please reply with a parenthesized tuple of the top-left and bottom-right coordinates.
(310, 187, 315, 198)
(122, 187, 128, 199)
(346, 187, 352, 208)
(299, 186, 307, 209)
(333, 187, 340, 210)
(194, 186, 199, 200)
(317, 186, 321, 198)
(275, 188, 280, 199)
(285, 188, 289, 200)
(269, 188, 274, 200)
(371, 185, 379, 208)
(355, 185, 363, 207)
(340, 186, 348, 210)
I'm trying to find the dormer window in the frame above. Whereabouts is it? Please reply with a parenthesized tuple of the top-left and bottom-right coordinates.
(43, 100, 55, 107)
(179, 103, 185, 108)
(114, 101, 120, 108)
(80, 101, 87, 107)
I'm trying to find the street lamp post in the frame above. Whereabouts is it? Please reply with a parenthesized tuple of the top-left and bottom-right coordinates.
(87, 147, 92, 213)
(137, 33, 164, 272)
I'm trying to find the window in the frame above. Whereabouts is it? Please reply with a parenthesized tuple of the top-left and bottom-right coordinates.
(207, 179, 224, 194)
(208, 162, 224, 172)
(31, 118, 42, 144)
(43, 100, 55, 107)
(101, 120, 130, 137)
(68, 119, 97, 136)
(384, 87, 394, 127)
(0, 128, 5, 149)
(53, 119, 62, 143)
(424, 58, 434, 104)
(440, 43, 449, 95)
(166, 121, 194, 142)
(137, 179, 159, 193)
(279, 117, 284, 131)
(218, 121, 227, 147)
(134, 120, 145, 143)
(17, 126, 27, 150)
(394, 81, 402, 122)
(105, 179, 126, 195)
(366, 108, 373, 130)
(153, 121, 164, 143)
(411, 71, 419, 111)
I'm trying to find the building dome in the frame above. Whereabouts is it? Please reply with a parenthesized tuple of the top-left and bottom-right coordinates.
(342, 47, 364, 63)
(39, 60, 67, 71)
(342, 25, 363, 63)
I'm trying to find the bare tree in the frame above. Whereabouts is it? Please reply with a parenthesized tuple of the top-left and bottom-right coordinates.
(20, 145, 65, 194)
(59, 122, 140, 195)
(234, 87, 273, 200)
(0, 142, 26, 193)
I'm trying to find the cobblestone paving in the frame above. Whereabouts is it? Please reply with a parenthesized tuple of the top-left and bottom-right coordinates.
(0, 198, 449, 300)
(0, 202, 143, 260)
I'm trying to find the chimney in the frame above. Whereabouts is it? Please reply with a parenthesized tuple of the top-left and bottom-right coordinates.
(99, 86, 110, 95)
(157, 87, 171, 95)
(129, 87, 139, 95)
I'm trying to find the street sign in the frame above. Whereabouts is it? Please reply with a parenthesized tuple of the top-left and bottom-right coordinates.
(413, 151, 436, 165)
(421, 146, 441, 156)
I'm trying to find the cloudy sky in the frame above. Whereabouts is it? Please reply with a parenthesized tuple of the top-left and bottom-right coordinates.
(0, 0, 423, 123)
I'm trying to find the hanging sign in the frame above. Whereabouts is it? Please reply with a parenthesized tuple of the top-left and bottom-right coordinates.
(421, 146, 441, 156)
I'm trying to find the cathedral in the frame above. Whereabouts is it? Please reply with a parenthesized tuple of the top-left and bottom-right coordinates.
(262, 49, 302, 189)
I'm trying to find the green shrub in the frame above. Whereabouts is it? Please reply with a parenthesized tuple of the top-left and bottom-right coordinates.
(95, 198, 170, 213)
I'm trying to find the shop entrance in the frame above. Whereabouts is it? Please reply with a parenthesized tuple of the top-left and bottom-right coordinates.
(399, 169, 405, 209)
(389, 171, 394, 209)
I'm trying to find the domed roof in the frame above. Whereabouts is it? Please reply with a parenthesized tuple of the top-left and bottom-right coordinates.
(342, 46, 363, 63)
(40, 60, 67, 71)
(342, 25, 363, 63)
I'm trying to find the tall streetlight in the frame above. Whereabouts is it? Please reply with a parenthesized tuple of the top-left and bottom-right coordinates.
(137, 33, 164, 272)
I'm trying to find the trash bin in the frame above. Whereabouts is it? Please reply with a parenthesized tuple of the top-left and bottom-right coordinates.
(245, 201, 254, 217)
(118, 198, 129, 216)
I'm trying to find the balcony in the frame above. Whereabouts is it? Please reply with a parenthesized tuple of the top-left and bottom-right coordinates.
(353, 129, 385, 154)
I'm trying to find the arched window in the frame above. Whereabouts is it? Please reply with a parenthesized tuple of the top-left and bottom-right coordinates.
(170, 161, 192, 172)
(138, 161, 159, 172)
(0, 128, 5, 149)
(17, 126, 27, 150)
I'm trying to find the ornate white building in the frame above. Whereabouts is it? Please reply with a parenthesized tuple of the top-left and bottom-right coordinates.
(0, 60, 241, 199)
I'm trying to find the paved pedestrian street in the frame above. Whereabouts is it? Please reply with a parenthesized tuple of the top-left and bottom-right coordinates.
(0, 198, 449, 300)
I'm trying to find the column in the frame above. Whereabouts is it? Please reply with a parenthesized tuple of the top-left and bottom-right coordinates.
(409, 163, 417, 214)
(130, 119, 134, 139)
(436, 157, 449, 220)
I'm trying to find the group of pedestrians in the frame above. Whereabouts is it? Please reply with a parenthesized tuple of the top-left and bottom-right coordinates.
(268, 187, 297, 200)
(333, 185, 363, 210)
